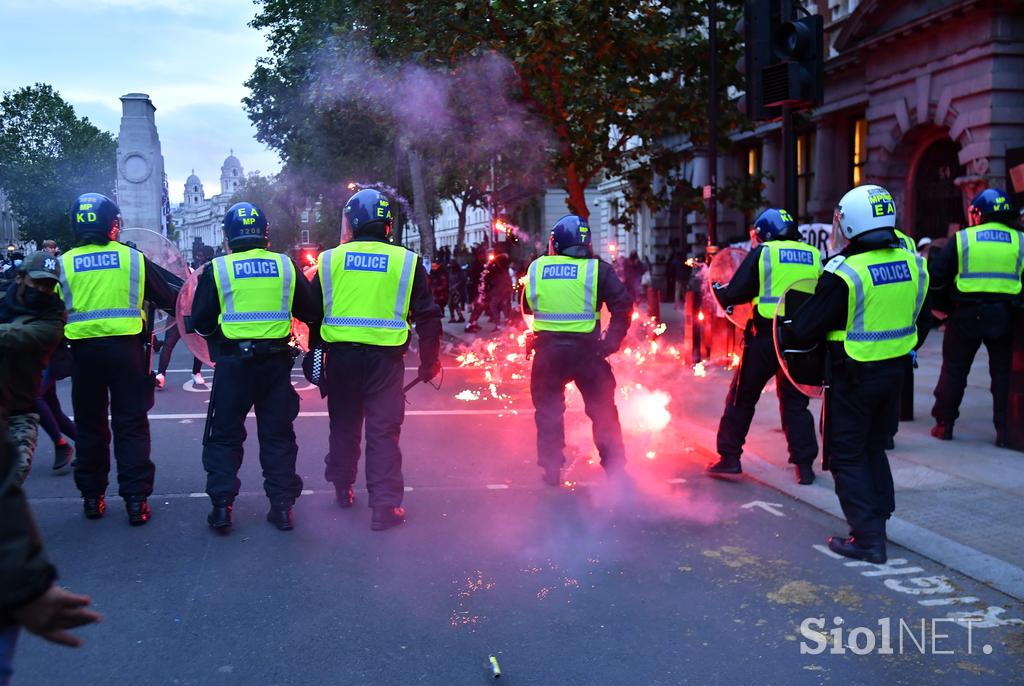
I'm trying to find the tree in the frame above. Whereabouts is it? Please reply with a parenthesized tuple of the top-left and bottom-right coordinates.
(372, 1, 748, 225)
(0, 84, 117, 246)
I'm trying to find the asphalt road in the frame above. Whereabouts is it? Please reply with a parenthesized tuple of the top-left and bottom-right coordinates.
(14, 340, 1024, 685)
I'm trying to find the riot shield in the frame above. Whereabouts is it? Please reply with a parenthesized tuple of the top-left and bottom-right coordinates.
(120, 228, 188, 335)
(772, 277, 825, 399)
(707, 247, 752, 329)
(175, 264, 214, 368)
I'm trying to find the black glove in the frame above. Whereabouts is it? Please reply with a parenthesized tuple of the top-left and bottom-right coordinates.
(418, 360, 441, 382)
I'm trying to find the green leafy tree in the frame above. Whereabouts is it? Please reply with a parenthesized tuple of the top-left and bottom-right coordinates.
(0, 84, 117, 246)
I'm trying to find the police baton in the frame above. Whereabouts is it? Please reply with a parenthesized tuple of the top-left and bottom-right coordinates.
(403, 378, 423, 393)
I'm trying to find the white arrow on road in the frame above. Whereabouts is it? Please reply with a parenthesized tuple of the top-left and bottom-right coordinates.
(741, 500, 785, 517)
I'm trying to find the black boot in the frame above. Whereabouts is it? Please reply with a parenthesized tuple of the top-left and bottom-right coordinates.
(126, 499, 151, 526)
(371, 506, 406, 531)
(705, 457, 742, 478)
(83, 496, 105, 520)
(334, 484, 355, 509)
(827, 536, 886, 564)
(795, 463, 815, 485)
(208, 504, 233, 530)
(540, 466, 561, 487)
(267, 504, 294, 531)
(995, 426, 1007, 448)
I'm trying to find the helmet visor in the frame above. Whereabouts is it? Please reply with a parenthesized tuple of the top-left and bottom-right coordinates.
(830, 208, 849, 253)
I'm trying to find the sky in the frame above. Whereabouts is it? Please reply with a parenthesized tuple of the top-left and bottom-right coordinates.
(0, 0, 281, 204)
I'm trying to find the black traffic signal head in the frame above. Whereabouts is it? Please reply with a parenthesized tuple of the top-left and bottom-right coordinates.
(763, 14, 824, 108)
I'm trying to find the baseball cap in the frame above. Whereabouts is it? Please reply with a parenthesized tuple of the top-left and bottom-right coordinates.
(21, 251, 61, 281)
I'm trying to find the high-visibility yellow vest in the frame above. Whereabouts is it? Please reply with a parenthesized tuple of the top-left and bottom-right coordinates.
(318, 241, 417, 346)
(526, 255, 600, 333)
(825, 249, 928, 362)
(954, 222, 1024, 296)
(753, 240, 822, 318)
(895, 229, 916, 253)
(58, 242, 145, 340)
(211, 249, 295, 340)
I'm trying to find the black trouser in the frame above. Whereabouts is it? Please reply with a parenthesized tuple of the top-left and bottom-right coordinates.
(824, 359, 901, 544)
(202, 353, 302, 506)
(716, 330, 818, 465)
(530, 339, 626, 472)
(931, 302, 1012, 431)
(71, 336, 155, 499)
(157, 324, 202, 376)
(324, 345, 406, 508)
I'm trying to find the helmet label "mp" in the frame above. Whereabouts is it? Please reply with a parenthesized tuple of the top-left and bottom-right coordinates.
(542, 264, 579, 279)
(344, 252, 389, 272)
(233, 258, 279, 279)
(73, 252, 120, 272)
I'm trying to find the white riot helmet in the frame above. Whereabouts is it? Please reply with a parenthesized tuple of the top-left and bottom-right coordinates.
(831, 184, 897, 252)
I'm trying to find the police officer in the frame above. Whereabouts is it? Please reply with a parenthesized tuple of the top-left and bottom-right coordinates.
(191, 202, 319, 531)
(929, 188, 1022, 445)
(788, 185, 929, 563)
(311, 189, 442, 531)
(524, 215, 632, 486)
(58, 193, 180, 525)
(706, 209, 821, 485)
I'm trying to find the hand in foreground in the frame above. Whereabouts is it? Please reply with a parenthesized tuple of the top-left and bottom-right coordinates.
(418, 360, 442, 382)
(13, 586, 102, 647)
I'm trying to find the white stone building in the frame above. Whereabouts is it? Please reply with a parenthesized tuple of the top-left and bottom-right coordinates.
(171, 153, 245, 261)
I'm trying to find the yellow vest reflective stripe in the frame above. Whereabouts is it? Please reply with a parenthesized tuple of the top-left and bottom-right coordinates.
(58, 242, 145, 339)
(319, 242, 417, 345)
(211, 250, 295, 340)
(954, 223, 1024, 295)
(895, 230, 915, 253)
(527, 256, 599, 333)
(753, 240, 822, 318)
(825, 249, 928, 362)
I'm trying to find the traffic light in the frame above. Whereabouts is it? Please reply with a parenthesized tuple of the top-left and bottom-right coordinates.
(742, 1, 824, 120)
(763, 14, 824, 108)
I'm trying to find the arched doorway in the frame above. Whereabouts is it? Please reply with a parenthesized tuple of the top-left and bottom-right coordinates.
(913, 138, 965, 239)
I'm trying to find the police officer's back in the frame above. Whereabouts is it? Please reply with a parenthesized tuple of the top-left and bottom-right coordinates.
(524, 215, 632, 486)
(311, 189, 442, 531)
(191, 202, 319, 531)
(789, 185, 929, 563)
(706, 209, 821, 484)
(58, 193, 179, 525)
(928, 188, 1022, 444)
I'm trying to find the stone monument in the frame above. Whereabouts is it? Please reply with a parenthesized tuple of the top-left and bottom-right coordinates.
(116, 93, 167, 233)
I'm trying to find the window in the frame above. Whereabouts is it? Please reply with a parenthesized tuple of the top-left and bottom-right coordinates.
(850, 117, 868, 187)
(797, 132, 816, 221)
(745, 145, 762, 178)
(301, 210, 310, 224)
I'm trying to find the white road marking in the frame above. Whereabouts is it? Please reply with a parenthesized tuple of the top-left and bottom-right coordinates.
(300, 489, 314, 495)
(666, 477, 687, 484)
(486, 484, 510, 490)
(188, 493, 206, 498)
(740, 500, 785, 517)
(131, 410, 540, 420)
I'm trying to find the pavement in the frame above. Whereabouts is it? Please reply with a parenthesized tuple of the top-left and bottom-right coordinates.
(9, 314, 1024, 684)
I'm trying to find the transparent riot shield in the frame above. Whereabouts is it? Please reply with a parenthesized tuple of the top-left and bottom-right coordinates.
(772, 277, 826, 399)
(175, 264, 214, 368)
(707, 247, 752, 329)
(120, 228, 188, 335)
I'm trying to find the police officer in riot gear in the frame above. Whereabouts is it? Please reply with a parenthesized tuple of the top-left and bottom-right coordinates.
(58, 193, 180, 525)
(706, 208, 821, 485)
(191, 202, 319, 531)
(788, 185, 929, 563)
(524, 215, 632, 486)
(310, 189, 442, 531)
(928, 188, 1022, 445)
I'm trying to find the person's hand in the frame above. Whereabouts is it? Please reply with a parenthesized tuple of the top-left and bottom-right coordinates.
(418, 360, 441, 382)
(598, 338, 619, 358)
(13, 586, 102, 647)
